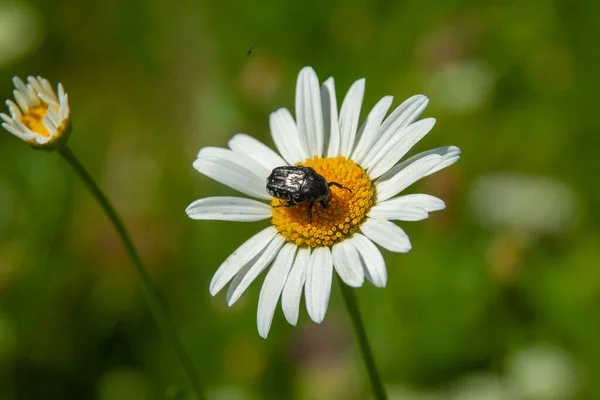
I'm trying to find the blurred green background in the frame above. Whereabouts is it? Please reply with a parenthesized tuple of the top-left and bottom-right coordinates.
(1, 0, 599, 399)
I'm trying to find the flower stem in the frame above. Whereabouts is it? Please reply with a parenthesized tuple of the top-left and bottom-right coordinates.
(338, 277, 387, 400)
(58, 145, 207, 400)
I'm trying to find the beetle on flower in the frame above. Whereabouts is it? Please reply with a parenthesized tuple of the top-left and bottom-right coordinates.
(267, 165, 352, 222)
(186, 66, 461, 338)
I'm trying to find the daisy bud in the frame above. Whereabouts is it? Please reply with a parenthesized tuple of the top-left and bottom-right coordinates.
(1, 76, 71, 151)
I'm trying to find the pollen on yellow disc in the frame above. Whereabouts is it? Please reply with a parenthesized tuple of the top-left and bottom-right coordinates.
(21, 104, 51, 137)
(271, 156, 375, 248)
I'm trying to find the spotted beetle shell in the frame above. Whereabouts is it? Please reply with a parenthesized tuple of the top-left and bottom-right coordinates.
(266, 166, 331, 206)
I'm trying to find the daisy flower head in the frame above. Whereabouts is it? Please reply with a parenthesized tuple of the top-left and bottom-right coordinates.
(1, 76, 70, 150)
(187, 67, 461, 338)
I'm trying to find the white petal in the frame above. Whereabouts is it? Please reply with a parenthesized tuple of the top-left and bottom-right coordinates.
(209, 226, 278, 295)
(322, 77, 341, 158)
(338, 78, 365, 157)
(367, 118, 436, 179)
(13, 90, 30, 112)
(361, 218, 412, 253)
(332, 240, 364, 287)
(0, 113, 12, 124)
(269, 108, 307, 164)
(374, 154, 442, 203)
(38, 92, 59, 108)
(422, 146, 462, 177)
(12, 77, 34, 105)
(42, 116, 56, 137)
(186, 196, 272, 221)
(381, 146, 461, 181)
(57, 83, 65, 100)
(296, 67, 324, 157)
(59, 94, 70, 119)
(228, 133, 286, 172)
(351, 95, 393, 164)
(226, 235, 286, 306)
(369, 194, 445, 221)
(362, 95, 429, 170)
(282, 247, 310, 325)
(39, 77, 56, 100)
(369, 207, 427, 221)
(350, 234, 387, 288)
(2, 122, 33, 140)
(398, 194, 446, 212)
(12, 76, 26, 91)
(304, 246, 333, 323)
(193, 149, 271, 200)
(15, 120, 34, 137)
(6, 100, 22, 119)
(374, 145, 461, 202)
(46, 105, 61, 126)
(197, 147, 270, 180)
(257, 243, 297, 338)
(44, 114, 56, 130)
(25, 85, 38, 104)
(34, 134, 51, 145)
(26, 76, 43, 95)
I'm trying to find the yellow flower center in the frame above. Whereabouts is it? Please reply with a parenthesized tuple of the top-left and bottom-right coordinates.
(271, 156, 375, 248)
(21, 104, 52, 137)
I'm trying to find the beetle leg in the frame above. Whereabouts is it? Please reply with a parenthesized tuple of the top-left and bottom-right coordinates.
(307, 202, 314, 223)
(328, 181, 352, 193)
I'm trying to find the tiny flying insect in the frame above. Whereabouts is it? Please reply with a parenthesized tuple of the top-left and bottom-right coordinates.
(266, 166, 351, 222)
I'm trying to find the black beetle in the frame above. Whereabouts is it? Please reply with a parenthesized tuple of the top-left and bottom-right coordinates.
(266, 166, 351, 222)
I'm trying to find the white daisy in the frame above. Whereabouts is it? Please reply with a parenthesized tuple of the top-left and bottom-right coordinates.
(187, 67, 461, 338)
(1, 76, 70, 150)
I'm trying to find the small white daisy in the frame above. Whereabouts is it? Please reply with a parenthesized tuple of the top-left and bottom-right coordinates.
(187, 67, 461, 338)
(1, 76, 70, 150)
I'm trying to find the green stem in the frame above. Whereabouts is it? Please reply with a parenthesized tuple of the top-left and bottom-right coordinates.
(58, 145, 206, 400)
(338, 277, 387, 400)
